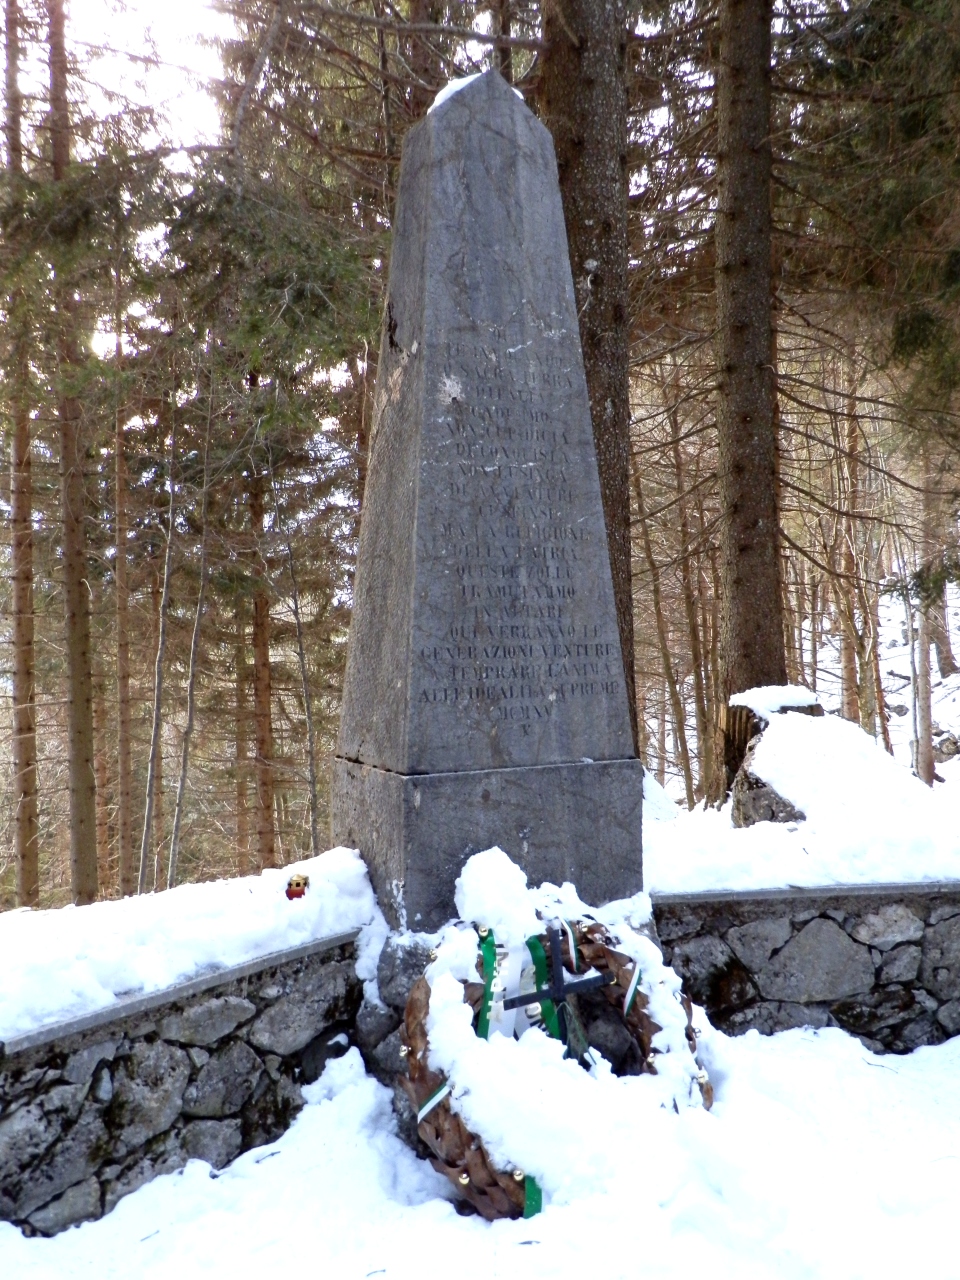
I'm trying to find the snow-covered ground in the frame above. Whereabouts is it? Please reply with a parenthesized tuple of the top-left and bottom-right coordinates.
(645, 587, 960, 893)
(4, 1028, 959, 1279)
(6, 848, 960, 1280)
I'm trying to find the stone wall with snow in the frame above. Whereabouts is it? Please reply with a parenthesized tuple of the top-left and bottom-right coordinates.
(0, 933, 360, 1236)
(654, 883, 960, 1051)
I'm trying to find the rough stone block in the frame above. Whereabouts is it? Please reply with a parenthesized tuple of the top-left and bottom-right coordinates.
(376, 937, 434, 1010)
(670, 935, 755, 1011)
(182, 1041, 263, 1118)
(63, 1039, 119, 1085)
(27, 1175, 101, 1235)
(159, 997, 256, 1047)
(355, 999, 401, 1051)
(850, 904, 924, 950)
(921, 914, 960, 1000)
(112, 1040, 190, 1153)
(758, 918, 874, 1003)
(936, 999, 960, 1035)
(15, 1099, 108, 1218)
(726, 917, 792, 971)
(879, 944, 922, 984)
(181, 1119, 243, 1169)
(247, 961, 360, 1056)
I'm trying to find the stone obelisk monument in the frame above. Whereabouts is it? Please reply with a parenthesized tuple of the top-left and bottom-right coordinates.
(331, 71, 643, 929)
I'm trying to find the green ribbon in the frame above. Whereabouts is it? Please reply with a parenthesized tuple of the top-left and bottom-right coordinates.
(476, 929, 498, 1040)
(523, 1175, 543, 1218)
(524, 935, 562, 1040)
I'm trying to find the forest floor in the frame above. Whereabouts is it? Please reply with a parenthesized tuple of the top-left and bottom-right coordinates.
(4, 594, 960, 1278)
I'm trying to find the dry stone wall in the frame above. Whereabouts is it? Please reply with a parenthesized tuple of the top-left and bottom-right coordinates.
(0, 933, 361, 1236)
(652, 883, 960, 1052)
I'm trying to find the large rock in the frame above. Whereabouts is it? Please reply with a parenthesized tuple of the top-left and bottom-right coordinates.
(757, 918, 874, 1003)
(63, 1038, 119, 1085)
(730, 736, 805, 828)
(14, 1099, 108, 1218)
(921, 914, 960, 1000)
(159, 997, 256, 1046)
(247, 961, 360, 1056)
(181, 1119, 243, 1169)
(879, 944, 921, 984)
(182, 1040, 263, 1118)
(27, 1175, 101, 1235)
(0, 1102, 59, 1203)
(670, 935, 755, 1011)
(111, 1040, 190, 1152)
(377, 935, 434, 1010)
(850, 904, 924, 951)
(726, 917, 792, 971)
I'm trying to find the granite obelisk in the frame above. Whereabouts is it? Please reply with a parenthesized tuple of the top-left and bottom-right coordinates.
(331, 71, 643, 928)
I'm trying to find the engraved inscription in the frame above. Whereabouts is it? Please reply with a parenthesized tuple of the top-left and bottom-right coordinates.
(418, 330, 624, 733)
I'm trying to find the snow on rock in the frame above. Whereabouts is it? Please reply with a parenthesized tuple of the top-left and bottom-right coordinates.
(729, 683, 821, 719)
(645, 711, 960, 892)
(429, 72, 525, 114)
(0, 848, 383, 1044)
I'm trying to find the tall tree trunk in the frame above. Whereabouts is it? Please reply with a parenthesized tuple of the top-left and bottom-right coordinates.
(50, 0, 97, 903)
(406, 0, 442, 118)
(249, 475, 275, 869)
(916, 608, 934, 786)
(93, 667, 112, 889)
(235, 599, 251, 875)
(538, 0, 637, 752)
(7, 0, 38, 907)
(138, 425, 176, 892)
(271, 474, 320, 859)
(168, 408, 213, 889)
(930, 578, 958, 678)
(114, 346, 135, 895)
(715, 0, 786, 702)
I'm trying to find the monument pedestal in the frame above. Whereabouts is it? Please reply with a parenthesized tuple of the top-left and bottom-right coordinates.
(332, 757, 644, 930)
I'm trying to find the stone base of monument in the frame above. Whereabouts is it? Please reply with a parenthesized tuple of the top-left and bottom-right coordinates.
(331, 757, 644, 930)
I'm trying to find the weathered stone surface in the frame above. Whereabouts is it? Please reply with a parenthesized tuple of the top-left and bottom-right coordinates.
(831, 986, 917, 1035)
(247, 961, 360, 1056)
(330, 69, 643, 929)
(0, 1101, 57, 1192)
(850, 904, 924, 950)
(879, 944, 922, 984)
(371, 1029, 407, 1080)
(896, 1014, 945, 1050)
(182, 1040, 262, 1118)
(377, 936, 433, 1010)
(159, 997, 255, 1047)
(921, 914, 960, 1000)
(102, 1130, 188, 1215)
(63, 1039, 119, 1085)
(27, 1175, 100, 1235)
(16, 1099, 108, 1217)
(720, 1002, 830, 1036)
(181, 1119, 243, 1169)
(731, 758, 806, 828)
(112, 1040, 190, 1152)
(726, 918, 792, 971)
(670, 936, 755, 1011)
(929, 904, 960, 926)
(355, 999, 401, 1050)
(936, 999, 960, 1035)
(758, 918, 874, 1003)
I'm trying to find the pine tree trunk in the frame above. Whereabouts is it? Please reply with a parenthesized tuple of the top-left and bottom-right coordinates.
(115, 386, 135, 894)
(49, 0, 98, 904)
(930, 579, 958, 678)
(249, 476, 275, 869)
(715, 0, 786, 700)
(93, 668, 112, 889)
(538, 0, 637, 752)
(235, 599, 251, 875)
(916, 608, 934, 786)
(7, 0, 38, 907)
